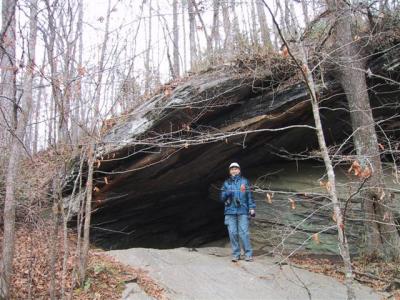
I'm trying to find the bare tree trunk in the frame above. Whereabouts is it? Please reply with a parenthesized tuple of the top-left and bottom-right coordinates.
(272, 1, 280, 49)
(172, 0, 180, 78)
(326, 0, 400, 260)
(256, 0, 272, 47)
(44, 0, 64, 146)
(58, 11, 73, 147)
(275, 0, 286, 40)
(32, 52, 45, 154)
(49, 182, 60, 300)
(249, 0, 258, 45)
(2, 1, 38, 295)
(48, 95, 54, 146)
(22, 0, 38, 151)
(61, 150, 84, 298)
(145, 0, 152, 93)
(239, 0, 250, 44)
(301, 0, 310, 26)
(76, 0, 84, 140)
(211, 0, 221, 51)
(79, 143, 95, 285)
(190, 0, 212, 54)
(187, 0, 197, 69)
(181, 0, 187, 72)
(1, 1, 18, 298)
(69, 0, 83, 144)
(32, 95, 40, 154)
(94, 0, 111, 127)
(284, 0, 291, 37)
(230, 0, 240, 47)
(221, 0, 231, 51)
(299, 47, 356, 300)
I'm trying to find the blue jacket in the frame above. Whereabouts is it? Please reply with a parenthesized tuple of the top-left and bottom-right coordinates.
(220, 174, 256, 215)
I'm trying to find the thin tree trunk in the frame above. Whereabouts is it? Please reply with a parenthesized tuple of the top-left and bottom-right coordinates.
(44, 0, 64, 146)
(61, 149, 84, 298)
(272, 0, 279, 49)
(33, 52, 45, 154)
(172, 0, 180, 78)
(256, 0, 272, 47)
(190, 0, 212, 54)
(249, 0, 258, 45)
(187, 0, 197, 69)
(211, 0, 221, 51)
(49, 183, 60, 300)
(23, 0, 38, 152)
(301, 0, 310, 26)
(94, 0, 112, 126)
(76, 0, 84, 140)
(65, 0, 82, 146)
(181, 0, 187, 72)
(221, 0, 231, 51)
(299, 47, 356, 300)
(59, 11, 72, 146)
(230, 0, 240, 46)
(284, 0, 291, 37)
(1, 0, 18, 298)
(144, 0, 152, 93)
(79, 143, 95, 285)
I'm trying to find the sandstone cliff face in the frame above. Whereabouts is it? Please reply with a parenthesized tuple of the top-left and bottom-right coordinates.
(64, 45, 400, 255)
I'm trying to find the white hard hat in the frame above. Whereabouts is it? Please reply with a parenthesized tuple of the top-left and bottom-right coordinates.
(229, 162, 240, 169)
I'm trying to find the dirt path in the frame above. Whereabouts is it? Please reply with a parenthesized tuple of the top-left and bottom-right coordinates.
(108, 246, 381, 300)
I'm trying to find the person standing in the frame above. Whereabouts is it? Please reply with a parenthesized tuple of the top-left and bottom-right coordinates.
(220, 162, 256, 262)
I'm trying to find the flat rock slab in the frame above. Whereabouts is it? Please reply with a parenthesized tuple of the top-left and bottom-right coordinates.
(108, 247, 381, 300)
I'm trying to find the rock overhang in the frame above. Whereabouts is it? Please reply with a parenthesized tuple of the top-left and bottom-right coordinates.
(63, 46, 400, 253)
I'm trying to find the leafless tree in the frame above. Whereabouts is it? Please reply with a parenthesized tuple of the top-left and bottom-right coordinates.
(1, 0, 17, 297)
(256, 0, 272, 47)
(172, 0, 180, 78)
(188, 0, 198, 69)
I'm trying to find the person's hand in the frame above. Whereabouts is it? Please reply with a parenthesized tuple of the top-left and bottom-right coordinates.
(249, 209, 255, 217)
(224, 199, 231, 206)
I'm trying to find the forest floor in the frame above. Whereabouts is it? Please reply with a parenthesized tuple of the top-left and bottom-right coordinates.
(0, 226, 166, 299)
(289, 254, 400, 298)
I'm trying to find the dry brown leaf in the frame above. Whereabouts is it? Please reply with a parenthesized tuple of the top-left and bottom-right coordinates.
(360, 166, 372, 178)
(266, 193, 272, 204)
(348, 160, 361, 176)
(383, 211, 390, 221)
(332, 212, 337, 222)
(164, 86, 172, 96)
(319, 180, 331, 192)
(289, 198, 296, 210)
(379, 190, 385, 201)
(312, 233, 320, 244)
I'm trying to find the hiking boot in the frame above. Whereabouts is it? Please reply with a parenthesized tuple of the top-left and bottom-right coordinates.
(245, 256, 253, 262)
